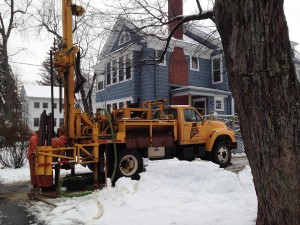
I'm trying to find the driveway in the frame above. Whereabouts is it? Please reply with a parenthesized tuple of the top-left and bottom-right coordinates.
(226, 155, 249, 173)
(0, 181, 37, 225)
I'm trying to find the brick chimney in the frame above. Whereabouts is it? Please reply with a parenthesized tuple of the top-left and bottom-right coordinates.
(168, 0, 183, 40)
(168, 0, 188, 88)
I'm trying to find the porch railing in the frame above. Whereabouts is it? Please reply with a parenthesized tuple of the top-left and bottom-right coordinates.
(204, 114, 245, 154)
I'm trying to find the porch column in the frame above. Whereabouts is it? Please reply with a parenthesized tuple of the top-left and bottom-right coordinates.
(188, 94, 192, 106)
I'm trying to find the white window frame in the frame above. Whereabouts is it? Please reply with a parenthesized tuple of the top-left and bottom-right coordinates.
(33, 118, 39, 127)
(97, 81, 104, 91)
(119, 31, 130, 45)
(215, 97, 224, 111)
(105, 62, 111, 86)
(212, 56, 223, 84)
(125, 52, 132, 80)
(59, 118, 64, 126)
(112, 59, 118, 84)
(118, 56, 124, 82)
(97, 73, 105, 91)
(105, 97, 133, 112)
(105, 53, 133, 87)
(190, 56, 199, 71)
(42, 102, 48, 109)
(34, 102, 40, 108)
(156, 50, 166, 66)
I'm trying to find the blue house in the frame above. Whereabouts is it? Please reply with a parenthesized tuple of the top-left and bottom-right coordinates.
(94, 0, 235, 115)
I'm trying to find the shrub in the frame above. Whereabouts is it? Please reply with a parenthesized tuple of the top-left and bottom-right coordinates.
(0, 120, 30, 168)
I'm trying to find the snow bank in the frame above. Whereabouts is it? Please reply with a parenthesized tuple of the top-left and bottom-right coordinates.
(28, 159, 257, 225)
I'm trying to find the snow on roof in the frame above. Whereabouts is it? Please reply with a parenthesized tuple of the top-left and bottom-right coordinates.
(23, 85, 64, 99)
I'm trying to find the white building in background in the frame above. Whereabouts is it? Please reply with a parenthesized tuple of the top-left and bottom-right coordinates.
(21, 85, 65, 132)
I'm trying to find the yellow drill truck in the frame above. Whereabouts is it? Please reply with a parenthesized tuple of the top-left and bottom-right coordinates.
(34, 0, 237, 187)
(97, 100, 237, 182)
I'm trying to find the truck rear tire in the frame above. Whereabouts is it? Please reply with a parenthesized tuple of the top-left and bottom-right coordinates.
(213, 142, 231, 168)
(116, 149, 143, 180)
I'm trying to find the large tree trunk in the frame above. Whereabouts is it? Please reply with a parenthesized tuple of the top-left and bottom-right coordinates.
(214, 1, 300, 224)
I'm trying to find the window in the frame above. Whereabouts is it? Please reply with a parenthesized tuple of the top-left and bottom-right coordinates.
(125, 53, 132, 79)
(119, 102, 124, 109)
(54, 118, 57, 127)
(190, 56, 199, 70)
(104, 54, 131, 87)
(97, 73, 105, 91)
(212, 57, 222, 83)
(106, 62, 111, 85)
(53, 103, 57, 109)
(119, 31, 130, 45)
(98, 81, 104, 90)
(156, 50, 166, 65)
(183, 109, 202, 122)
(43, 103, 48, 108)
(297, 70, 300, 81)
(59, 118, 64, 126)
(34, 102, 40, 108)
(215, 97, 224, 111)
(112, 60, 117, 83)
(112, 103, 117, 110)
(119, 56, 124, 82)
(34, 118, 39, 127)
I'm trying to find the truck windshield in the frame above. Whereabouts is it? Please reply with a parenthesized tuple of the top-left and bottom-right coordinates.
(184, 109, 202, 122)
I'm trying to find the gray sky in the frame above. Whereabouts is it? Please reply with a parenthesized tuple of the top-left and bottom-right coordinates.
(10, 1, 300, 84)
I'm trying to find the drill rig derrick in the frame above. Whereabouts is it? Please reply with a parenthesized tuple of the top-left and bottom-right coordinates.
(35, 0, 101, 187)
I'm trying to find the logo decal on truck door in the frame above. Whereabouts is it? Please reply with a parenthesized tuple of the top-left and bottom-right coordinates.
(190, 123, 199, 139)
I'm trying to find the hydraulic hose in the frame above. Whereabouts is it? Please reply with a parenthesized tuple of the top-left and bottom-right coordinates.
(99, 108, 117, 182)
(58, 175, 92, 197)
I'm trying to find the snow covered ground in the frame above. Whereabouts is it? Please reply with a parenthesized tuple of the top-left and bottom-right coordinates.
(0, 158, 257, 225)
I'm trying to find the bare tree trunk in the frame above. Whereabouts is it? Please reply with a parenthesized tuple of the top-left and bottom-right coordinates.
(214, 1, 300, 224)
(79, 87, 89, 114)
(1, 38, 14, 121)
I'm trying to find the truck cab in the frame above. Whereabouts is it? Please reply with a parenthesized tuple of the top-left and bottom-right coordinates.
(156, 105, 237, 167)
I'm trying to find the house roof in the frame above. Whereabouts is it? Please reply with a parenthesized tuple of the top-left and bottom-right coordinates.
(98, 16, 219, 63)
(100, 16, 139, 59)
(22, 85, 64, 99)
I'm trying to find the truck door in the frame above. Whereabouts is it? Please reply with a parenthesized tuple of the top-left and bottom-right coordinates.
(180, 108, 208, 145)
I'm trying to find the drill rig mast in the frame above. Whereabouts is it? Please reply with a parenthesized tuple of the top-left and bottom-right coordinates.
(35, 0, 101, 186)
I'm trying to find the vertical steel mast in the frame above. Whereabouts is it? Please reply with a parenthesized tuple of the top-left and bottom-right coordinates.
(55, 0, 84, 139)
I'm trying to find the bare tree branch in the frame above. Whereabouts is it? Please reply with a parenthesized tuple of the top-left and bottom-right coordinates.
(196, 0, 202, 14)
(159, 10, 214, 63)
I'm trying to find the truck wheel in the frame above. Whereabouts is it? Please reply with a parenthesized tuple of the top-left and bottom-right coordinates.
(116, 149, 143, 180)
(213, 142, 231, 168)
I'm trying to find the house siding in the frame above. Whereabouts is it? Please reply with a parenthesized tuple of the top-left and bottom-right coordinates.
(189, 58, 212, 88)
(94, 18, 235, 115)
(211, 56, 230, 91)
